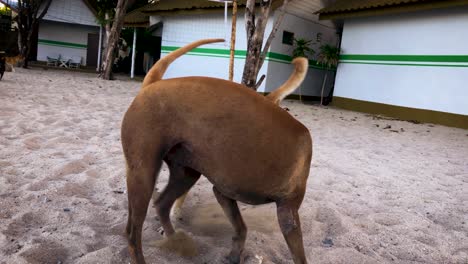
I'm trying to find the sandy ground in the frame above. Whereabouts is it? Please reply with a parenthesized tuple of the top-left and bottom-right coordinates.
(0, 68, 467, 264)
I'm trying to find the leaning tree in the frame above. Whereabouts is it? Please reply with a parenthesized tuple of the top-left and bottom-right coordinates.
(97, 0, 156, 80)
(99, 0, 132, 80)
(241, 0, 290, 90)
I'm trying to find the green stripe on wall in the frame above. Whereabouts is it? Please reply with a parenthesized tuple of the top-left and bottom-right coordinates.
(339, 54, 468, 67)
(340, 54, 468, 63)
(161, 46, 335, 71)
(162, 46, 247, 57)
(38, 39, 87, 49)
(340, 61, 468, 68)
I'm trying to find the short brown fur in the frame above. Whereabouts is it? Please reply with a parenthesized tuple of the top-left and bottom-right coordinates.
(122, 39, 312, 264)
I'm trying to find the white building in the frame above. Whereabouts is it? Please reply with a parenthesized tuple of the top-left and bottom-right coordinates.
(318, 0, 468, 128)
(37, 0, 101, 67)
(125, 0, 339, 99)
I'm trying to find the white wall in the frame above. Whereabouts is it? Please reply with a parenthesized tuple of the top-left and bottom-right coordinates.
(265, 12, 339, 96)
(37, 21, 99, 66)
(157, 12, 274, 92)
(335, 8, 468, 115)
(152, 10, 338, 95)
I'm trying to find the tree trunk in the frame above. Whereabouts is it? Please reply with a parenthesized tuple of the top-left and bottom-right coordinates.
(17, 24, 26, 64)
(241, 0, 289, 90)
(22, 22, 36, 68)
(228, 0, 237, 81)
(241, 0, 270, 88)
(101, 0, 130, 80)
(320, 72, 328, 106)
(105, 13, 112, 45)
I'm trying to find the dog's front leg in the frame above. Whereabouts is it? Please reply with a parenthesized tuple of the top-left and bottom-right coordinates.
(213, 187, 247, 264)
(126, 158, 163, 264)
(276, 201, 308, 264)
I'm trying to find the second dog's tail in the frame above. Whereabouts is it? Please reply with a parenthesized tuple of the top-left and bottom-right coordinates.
(142, 38, 225, 87)
(267, 57, 308, 105)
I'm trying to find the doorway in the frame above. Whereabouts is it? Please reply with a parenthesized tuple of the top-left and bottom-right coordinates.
(86, 33, 99, 67)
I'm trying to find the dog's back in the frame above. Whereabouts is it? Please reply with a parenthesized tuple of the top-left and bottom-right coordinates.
(123, 76, 311, 202)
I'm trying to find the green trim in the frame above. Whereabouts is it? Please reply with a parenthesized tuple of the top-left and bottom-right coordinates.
(340, 61, 468, 68)
(161, 45, 335, 71)
(340, 54, 468, 68)
(38, 39, 87, 49)
(162, 46, 246, 57)
(340, 54, 468, 63)
(332, 97, 468, 129)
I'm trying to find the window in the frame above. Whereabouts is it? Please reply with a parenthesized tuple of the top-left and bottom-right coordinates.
(282, 31, 294, 45)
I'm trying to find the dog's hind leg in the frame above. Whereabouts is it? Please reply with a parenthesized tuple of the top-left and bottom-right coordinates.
(155, 162, 200, 236)
(213, 187, 247, 264)
(276, 200, 307, 264)
(126, 159, 162, 264)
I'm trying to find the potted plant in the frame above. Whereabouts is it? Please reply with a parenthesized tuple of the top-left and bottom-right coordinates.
(292, 38, 314, 58)
(317, 44, 340, 105)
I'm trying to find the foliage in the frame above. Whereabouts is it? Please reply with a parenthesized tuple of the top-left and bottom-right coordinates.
(292, 38, 314, 58)
(8, 0, 53, 68)
(0, 5, 11, 16)
(95, 0, 116, 26)
(317, 44, 340, 105)
(317, 44, 340, 69)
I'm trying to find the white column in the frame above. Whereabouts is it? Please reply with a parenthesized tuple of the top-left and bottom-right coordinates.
(224, 1, 228, 46)
(131, 27, 137, 79)
(97, 25, 102, 72)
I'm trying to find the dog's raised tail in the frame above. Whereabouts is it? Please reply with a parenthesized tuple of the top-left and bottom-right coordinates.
(267, 57, 308, 105)
(142, 38, 225, 87)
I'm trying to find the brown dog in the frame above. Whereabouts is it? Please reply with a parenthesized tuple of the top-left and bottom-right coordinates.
(122, 39, 312, 264)
(5, 55, 21, 72)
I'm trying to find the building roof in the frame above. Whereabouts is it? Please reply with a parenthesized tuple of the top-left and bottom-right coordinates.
(319, 0, 432, 13)
(317, 0, 468, 20)
(124, 5, 151, 28)
(138, 0, 282, 16)
(42, 0, 99, 26)
(141, 0, 248, 13)
(82, 0, 98, 16)
(124, 0, 283, 27)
